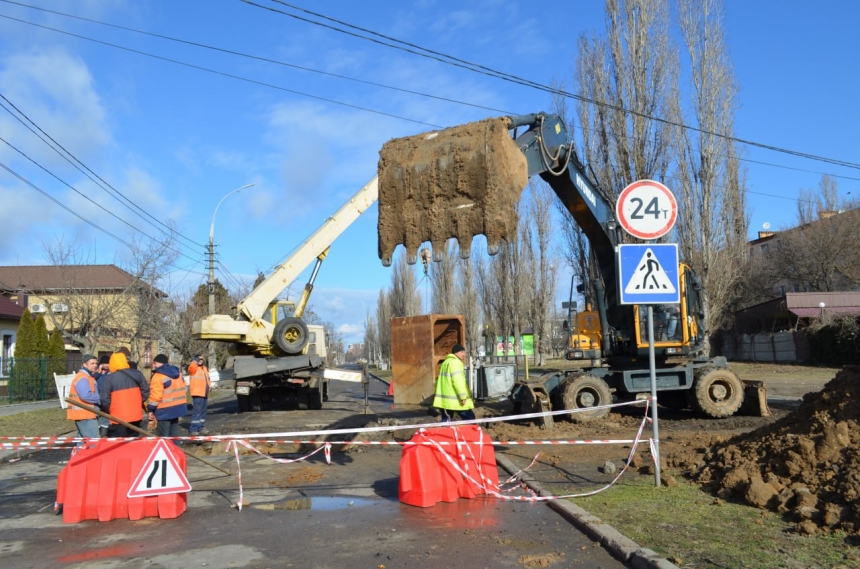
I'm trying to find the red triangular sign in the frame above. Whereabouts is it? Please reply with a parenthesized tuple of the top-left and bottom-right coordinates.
(127, 439, 192, 498)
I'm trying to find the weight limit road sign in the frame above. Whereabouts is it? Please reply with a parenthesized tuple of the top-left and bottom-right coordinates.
(616, 180, 677, 240)
(618, 244, 680, 305)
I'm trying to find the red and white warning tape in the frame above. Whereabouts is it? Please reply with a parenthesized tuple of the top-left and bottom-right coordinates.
(3, 398, 658, 507)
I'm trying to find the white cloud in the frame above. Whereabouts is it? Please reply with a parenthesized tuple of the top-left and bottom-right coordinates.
(309, 287, 378, 344)
(0, 48, 111, 168)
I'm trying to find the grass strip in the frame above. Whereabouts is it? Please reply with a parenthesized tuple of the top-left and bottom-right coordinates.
(575, 476, 857, 568)
(0, 408, 72, 438)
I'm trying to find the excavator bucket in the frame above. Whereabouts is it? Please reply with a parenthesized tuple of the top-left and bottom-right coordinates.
(739, 380, 771, 417)
(377, 117, 528, 266)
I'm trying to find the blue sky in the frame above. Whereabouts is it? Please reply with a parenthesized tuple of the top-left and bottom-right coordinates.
(0, 0, 857, 346)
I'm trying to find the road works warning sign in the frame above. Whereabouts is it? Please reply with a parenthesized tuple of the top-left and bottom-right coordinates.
(127, 439, 192, 498)
(618, 244, 680, 305)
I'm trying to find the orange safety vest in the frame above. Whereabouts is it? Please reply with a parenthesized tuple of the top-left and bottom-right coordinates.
(189, 366, 210, 398)
(67, 371, 97, 421)
(109, 386, 144, 424)
(150, 372, 187, 411)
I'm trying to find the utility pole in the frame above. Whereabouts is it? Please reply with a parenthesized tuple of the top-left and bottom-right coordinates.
(208, 237, 216, 370)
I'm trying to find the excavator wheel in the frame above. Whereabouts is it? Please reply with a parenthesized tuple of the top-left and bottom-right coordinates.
(273, 317, 309, 355)
(560, 374, 612, 423)
(687, 368, 744, 418)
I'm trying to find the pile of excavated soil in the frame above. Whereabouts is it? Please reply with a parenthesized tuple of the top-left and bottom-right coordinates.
(377, 117, 528, 263)
(688, 365, 860, 535)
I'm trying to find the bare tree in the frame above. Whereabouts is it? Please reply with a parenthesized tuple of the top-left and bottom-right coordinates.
(42, 234, 178, 359)
(375, 289, 392, 366)
(551, 82, 594, 307)
(389, 253, 422, 318)
(162, 279, 232, 366)
(671, 0, 748, 341)
(363, 310, 380, 365)
(454, 254, 482, 357)
(429, 241, 456, 314)
(576, 0, 675, 200)
(120, 234, 180, 363)
(321, 321, 344, 365)
(525, 182, 558, 365)
(753, 209, 860, 294)
(797, 175, 841, 225)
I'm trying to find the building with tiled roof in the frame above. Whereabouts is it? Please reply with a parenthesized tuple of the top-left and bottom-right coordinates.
(0, 265, 168, 368)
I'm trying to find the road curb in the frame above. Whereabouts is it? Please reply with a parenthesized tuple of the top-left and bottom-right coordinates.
(496, 454, 679, 569)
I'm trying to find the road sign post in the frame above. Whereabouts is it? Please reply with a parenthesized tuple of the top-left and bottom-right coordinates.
(616, 180, 679, 488)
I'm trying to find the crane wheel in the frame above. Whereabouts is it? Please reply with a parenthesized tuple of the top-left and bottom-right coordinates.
(560, 374, 612, 423)
(688, 368, 744, 418)
(273, 317, 310, 355)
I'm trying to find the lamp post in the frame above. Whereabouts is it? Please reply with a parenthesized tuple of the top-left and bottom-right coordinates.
(208, 183, 255, 369)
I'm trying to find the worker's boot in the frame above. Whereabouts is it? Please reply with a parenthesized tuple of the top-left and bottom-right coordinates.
(99, 427, 108, 438)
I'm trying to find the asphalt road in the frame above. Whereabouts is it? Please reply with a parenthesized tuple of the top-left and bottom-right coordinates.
(0, 372, 630, 569)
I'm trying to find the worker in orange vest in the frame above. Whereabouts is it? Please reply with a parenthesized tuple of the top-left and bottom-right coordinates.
(147, 353, 188, 438)
(67, 354, 100, 441)
(98, 352, 150, 437)
(187, 355, 211, 435)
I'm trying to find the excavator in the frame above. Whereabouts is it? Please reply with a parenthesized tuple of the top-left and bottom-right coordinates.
(376, 113, 768, 424)
(192, 179, 377, 412)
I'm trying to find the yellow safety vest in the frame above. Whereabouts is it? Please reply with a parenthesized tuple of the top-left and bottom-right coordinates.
(432, 354, 474, 411)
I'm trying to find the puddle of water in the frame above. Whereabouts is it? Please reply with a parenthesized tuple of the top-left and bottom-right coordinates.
(251, 496, 378, 511)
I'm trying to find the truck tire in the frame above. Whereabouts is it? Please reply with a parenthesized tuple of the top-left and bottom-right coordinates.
(249, 389, 263, 412)
(688, 368, 744, 418)
(237, 394, 250, 413)
(308, 386, 323, 410)
(273, 317, 309, 355)
(560, 374, 612, 423)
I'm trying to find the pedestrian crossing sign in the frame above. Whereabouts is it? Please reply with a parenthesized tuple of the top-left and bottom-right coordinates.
(617, 244, 680, 305)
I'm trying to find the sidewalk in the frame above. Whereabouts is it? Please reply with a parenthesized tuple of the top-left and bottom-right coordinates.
(0, 399, 62, 417)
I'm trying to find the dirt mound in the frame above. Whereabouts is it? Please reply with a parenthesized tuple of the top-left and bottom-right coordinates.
(377, 116, 528, 265)
(688, 365, 860, 534)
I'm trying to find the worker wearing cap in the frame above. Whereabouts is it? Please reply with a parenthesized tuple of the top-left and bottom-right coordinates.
(432, 343, 475, 422)
(66, 354, 100, 441)
(147, 354, 188, 438)
(187, 355, 211, 435)
(98, 352, 150, 437)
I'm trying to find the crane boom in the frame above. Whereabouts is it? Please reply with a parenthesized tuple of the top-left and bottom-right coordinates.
(237, 177, 378, 321)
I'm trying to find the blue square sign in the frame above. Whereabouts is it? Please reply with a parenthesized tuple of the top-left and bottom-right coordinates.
(617, 244, 680, 305)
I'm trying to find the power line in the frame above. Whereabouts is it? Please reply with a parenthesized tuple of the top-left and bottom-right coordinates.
(0, 92, 206, 251)
(0, 12, 442, 129)
(0, 130, 204, 266)
(0, 0, 510, 116)
(1, 4, 855, 186)
(0, 160, 135, 248)
(251, 0, 860, 171)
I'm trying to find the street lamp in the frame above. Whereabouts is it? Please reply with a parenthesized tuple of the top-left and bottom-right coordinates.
(208, 183, 255, 369)
(819, 302, 826, 318)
